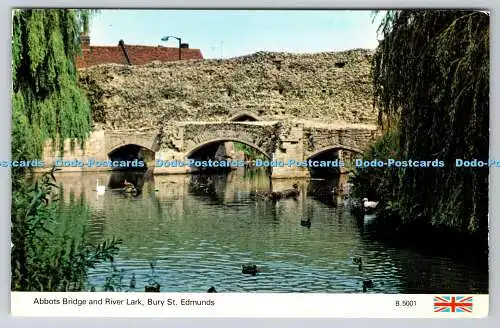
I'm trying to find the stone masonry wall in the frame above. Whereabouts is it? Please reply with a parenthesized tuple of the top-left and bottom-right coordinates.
(303, 126, 379, 158)
(78, 49, 376, 131)
(39, 130, 108, 172)
(39, 130, 160, 172)
(175, 122, 282, 157)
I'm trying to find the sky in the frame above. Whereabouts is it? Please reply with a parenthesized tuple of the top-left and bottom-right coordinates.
(89, 10, 384, 59)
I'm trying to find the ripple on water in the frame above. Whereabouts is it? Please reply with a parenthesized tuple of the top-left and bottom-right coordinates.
(73, 172, 488, 293)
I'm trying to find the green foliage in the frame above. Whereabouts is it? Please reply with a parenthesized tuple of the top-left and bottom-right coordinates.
(234, 142, 266, 160)
(11, 169, 122, 291)
(10, 9, 118, 291)
(356, 10, 489, 236)
(12, 9, 93, 162)
(100, 261, 125, 292)
(351, 128, 401, 203)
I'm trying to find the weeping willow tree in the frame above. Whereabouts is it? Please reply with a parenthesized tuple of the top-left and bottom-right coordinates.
(11, 9, 122, 292)
(354, 10, 489, 240)
(11, 9, 95, 171)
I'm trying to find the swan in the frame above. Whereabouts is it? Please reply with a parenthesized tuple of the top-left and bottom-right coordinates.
(96, 179, 106, 195)
(363, 198, 378, 212)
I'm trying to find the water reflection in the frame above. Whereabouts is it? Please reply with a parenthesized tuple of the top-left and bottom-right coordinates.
(51, 169, 488, 293)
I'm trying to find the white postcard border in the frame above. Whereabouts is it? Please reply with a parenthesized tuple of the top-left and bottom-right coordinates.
(10, 293, 489, 318)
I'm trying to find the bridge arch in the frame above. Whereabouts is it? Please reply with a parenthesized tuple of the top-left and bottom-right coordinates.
(228, 111, 260, 122)
(185, 137, 271, 159)
(306, 145, 364, 160)
(107, 143, 156, 170)
(107, 143, 156, 157)
(105, 132, 160, 156)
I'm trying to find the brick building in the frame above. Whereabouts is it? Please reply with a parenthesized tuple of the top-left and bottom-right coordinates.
(76, 33, 203, 68)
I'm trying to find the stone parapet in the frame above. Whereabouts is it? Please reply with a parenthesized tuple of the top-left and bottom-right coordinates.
(38, 121, 379, 178)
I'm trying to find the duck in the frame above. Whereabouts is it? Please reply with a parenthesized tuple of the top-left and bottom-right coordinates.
(300, 218, 311, 228)
(251, 184, 300, 202)
(363, 198, 379, 213)
(269, 183, 301, 201)
(352, 256, 363, 270)
(207, 286, 217, 293)
(123, 185, 137, 193)
(352, 256, 362, 265)
(279, 183, 300, 199)
(242, 264, 263, 276)
(96, 179, 106, 195)
(362, 279, 374, 292)
(122, 180, 137, 193)
(129, 273, 136, 289)
(250, 190, 271, 201)
(145, 283, 160, 292)
(104, 277, 114, 291)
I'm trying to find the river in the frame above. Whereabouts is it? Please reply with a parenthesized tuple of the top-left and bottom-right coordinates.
(52, 169, 488, 293)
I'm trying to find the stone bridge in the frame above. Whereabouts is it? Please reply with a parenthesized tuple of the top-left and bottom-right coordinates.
(42, 120, 378, 178)
(155, 121, 377, 178)
(61, 50, 381, 178)
(105, 131, 160, 155)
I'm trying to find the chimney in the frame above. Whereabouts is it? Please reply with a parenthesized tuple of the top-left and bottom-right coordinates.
(80, 32, 90, 50)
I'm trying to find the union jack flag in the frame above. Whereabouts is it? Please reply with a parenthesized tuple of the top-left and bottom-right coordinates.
(434, 296, 473, 313)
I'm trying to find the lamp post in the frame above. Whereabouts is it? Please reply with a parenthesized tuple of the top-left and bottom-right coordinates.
(161, 36, 182, 60)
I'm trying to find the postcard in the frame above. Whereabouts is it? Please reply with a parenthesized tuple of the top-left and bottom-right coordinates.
(10, 8, 489, 317)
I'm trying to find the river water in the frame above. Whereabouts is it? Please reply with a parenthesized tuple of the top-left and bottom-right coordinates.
(53, 169, 488, 293)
